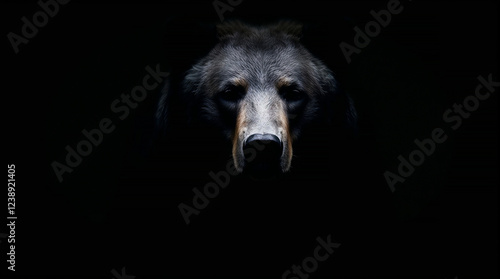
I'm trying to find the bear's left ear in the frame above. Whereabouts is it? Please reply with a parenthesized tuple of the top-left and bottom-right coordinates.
(268, 20, 303, 40)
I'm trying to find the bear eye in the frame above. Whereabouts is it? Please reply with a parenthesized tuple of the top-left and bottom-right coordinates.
(218, 84, 246, 103)
(280, 85, 307, 103)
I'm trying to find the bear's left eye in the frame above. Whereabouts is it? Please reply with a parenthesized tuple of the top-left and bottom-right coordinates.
(218, 84, 246, 104)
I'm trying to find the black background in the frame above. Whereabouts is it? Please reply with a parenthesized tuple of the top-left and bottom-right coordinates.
(3, 0, 498, 278)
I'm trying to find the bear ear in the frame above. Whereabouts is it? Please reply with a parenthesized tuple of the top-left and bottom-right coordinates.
(269, 20, 303, 40)
(216, 20, 254, 40)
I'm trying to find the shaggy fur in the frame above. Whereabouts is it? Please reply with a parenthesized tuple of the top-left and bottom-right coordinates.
(157, 20, 357, 174)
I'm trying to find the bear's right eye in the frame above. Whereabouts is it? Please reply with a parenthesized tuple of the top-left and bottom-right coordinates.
(279, 84, 308, 104)
(218, 84, 246, 104)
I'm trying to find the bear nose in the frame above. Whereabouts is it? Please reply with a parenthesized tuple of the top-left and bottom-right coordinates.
(244, 134, 282, 156)
(243, 133, 282, 175)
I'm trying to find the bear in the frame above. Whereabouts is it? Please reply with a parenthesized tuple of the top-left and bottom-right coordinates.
(156, 20, 357, 178)
(146, 20, 393, 277)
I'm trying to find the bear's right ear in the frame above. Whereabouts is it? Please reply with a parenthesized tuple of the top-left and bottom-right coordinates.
(216, 20, 254, 40)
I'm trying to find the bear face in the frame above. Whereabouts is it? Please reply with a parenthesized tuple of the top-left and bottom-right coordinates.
(159, 21, 357, 177)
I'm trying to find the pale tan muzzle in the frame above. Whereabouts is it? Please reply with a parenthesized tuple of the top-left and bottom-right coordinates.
(232, 95, 293, 173)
